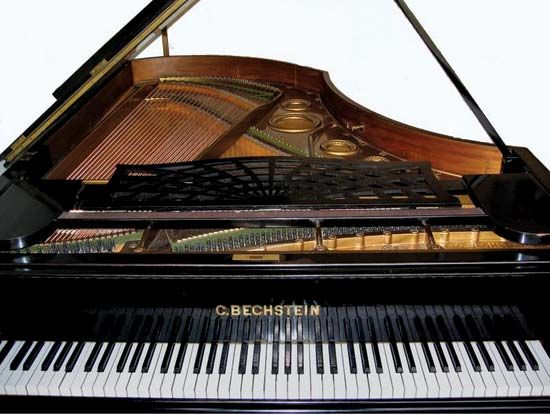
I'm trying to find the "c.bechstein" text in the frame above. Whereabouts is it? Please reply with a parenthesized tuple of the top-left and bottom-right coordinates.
(215, 305, 321, 317)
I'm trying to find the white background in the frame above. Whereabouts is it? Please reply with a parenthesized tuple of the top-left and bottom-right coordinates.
(0, 0, 549, 167)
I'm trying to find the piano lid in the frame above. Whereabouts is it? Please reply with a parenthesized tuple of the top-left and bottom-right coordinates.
(2, 0, 199, 164)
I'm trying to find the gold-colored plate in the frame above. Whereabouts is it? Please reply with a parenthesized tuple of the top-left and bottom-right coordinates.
(280, 98, 311, 111)
(268, 113, 321, 133)
(320, 139, 359, 157)
(365, 155, 390, 162)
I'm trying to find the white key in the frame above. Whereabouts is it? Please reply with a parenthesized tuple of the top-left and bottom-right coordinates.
(48, 342, 75, 396)
(242, 343, 255, 399)
(115, 342, 136, 398)
(333, 343, 347, 399)
(194, 343, 211, 399)
(263, 343, 276, 400)
(61, 343, 93, 397)
(182, 344, 201, 399)
(19, 343, 51, 396)
(515, 341, 543, 396)
(229, 343, 242, 399)
(299, 342, 311, 400)
(126, 343, 148, 398)
(367, 343, 384, 399)
(456, 343, 484, 398)
(217, 343, 234, 400)
(382, 343, 404, 398)
(453, 342, 475, 398)
(397, 343, 416, 399)
(288, 343, 299, 399)
(353, 343, 369, 399)
(172, 343, 196, 399)
(104, 343, 128, 398)
(414, 343, 438, 398)
(409, 342, 428, 399)
(440, 343, 462, 398)
(503, 342, 531, 396)
(483, 341, 508, 397)
(342, 343, 357, 399)
(38, 343, 66, 396)
(205, 343, 222, 399)
(428, 342, 451, 398)
(275, 343, 287, 400)
(528, 341, 550, 395)
(253, 344, 267, 400)
(309, 344, 323, 400)
(4, 341, 35, 395)
(472, 343, 497, 397)
(137, 344, 164, 398)
(149, 343, 168, 399)
(25, 342, 54, 396)
(93, 343, 123, 397)
(321, 343, 334, 400)
(487, 341, 519, 397)
(0, 342, 24, 395)
(160, 343, 180, 398)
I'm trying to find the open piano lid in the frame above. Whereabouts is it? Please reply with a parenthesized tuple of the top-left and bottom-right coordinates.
(2, 0, 199, 164)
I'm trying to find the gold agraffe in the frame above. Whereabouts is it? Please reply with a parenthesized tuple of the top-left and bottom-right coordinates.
(320, 139, 359, 157)
(268, 113, 321, 133)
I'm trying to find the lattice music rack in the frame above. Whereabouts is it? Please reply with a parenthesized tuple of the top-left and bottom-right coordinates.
(78, 157, 459, 210)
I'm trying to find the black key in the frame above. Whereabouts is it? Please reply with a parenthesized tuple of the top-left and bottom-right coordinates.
(436, 315, 461, 372)
(482, 314, 514, 371)
(368, 318, 383, 374)
(206, 318, 221, 375)
(505, 314, 539, 371)
(129, 314, 154, 373)
(239, 318, 251, 375)
(397, 316, 416, 373)
(53, 342, 73, 372)
(414, 317, 436, 373)
(161, 315, 183, 374)
(465, 315, 494, 372)
(143, 315, 165, 373)
(272, 318, 280, 375)
(453, 315, 481, 371)
(327, 317, 337, 374)
(519, 341, 539, 371)
(507, 341, 527, 371)
(175, 316, 194, 374)
(85, 342, 103, 372)
(218, 319, 231, 375)
(315, 318, 324, 375)
(23, 341, 45, 371)
(98, 342, 116, 373)
(297, 317, 304, 375)
(355, 318, 370, 374)
(344, 319, 357, 374)
(0, 340, 15, 366)
(426, 316, 448, 372)
(193, 316, 210, 374)
(65, 341, 85, 373)
(284, 318, 292, 375)
(384, 317, 403, 373)
(10, 341, 33, 371)
(117, 315, 144, 373)
(42, 341, 62, 371)
(252, 319, 263, 375)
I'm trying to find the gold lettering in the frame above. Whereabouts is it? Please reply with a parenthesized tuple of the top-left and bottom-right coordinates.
(216, 305, 228, 316)
(309, 305, 321, 316)
(274, 305, 283, 316)
(294, 305, 303, 316)
(231, 305, 240, 316)
(252, 305, 262, 316)
(242, 305, 252, 316)
(284, 305, 293, 316)
(264, 305, 273, 316)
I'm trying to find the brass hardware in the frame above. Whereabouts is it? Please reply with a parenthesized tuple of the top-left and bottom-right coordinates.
(90, 59, 109, 77)
(345, 121, 366, 132)
(365, 155, 390, 162)
(320, 139, 359, 157)
(280, 98, 311, 111)
(268, 113, 321, 133)
(233, 254, 280, 262)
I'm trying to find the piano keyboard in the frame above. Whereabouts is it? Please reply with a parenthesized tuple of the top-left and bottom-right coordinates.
(1, 305, 549, 400)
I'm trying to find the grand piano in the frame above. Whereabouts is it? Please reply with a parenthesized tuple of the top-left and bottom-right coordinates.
(1, 0, 550, 412)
